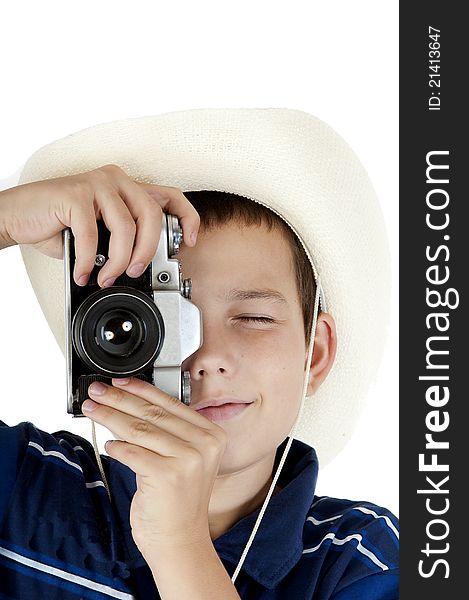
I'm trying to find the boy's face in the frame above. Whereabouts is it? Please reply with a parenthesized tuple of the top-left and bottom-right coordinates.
(179, 220, 311, 475)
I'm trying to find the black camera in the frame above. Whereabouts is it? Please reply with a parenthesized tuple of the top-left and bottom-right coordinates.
(63, 214, 202, 416)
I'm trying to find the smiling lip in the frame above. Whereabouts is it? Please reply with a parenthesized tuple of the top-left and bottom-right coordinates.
(196, 403, 253, 422)
(194, 397, 253, 411)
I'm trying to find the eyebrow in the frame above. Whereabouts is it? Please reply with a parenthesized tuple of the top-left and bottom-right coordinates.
(220, 288, 289, 305)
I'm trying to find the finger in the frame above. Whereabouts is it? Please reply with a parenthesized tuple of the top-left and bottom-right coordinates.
(104, 440, 169, 478)
(113, 377, 209, 424)
(88, 378, 207, 429)
(70, 202, 99, 286)
(115, 180, 164, 277)
(138, 183, 201, 247)
(82, 392, 200, 454)
(94, 190, 137, 287)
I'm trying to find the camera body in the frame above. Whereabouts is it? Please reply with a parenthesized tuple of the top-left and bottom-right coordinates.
(63, 214, 202, 416)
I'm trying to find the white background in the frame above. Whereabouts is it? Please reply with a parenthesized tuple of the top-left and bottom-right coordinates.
(0, 1, 398, 515)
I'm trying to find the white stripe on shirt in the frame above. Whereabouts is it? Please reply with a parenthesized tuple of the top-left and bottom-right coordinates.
(28, 441, 105, 489)
(303, 532, 389, 571)
(0, 545, 135, 599)
(86, 480, 106, 489)
(28, 441, 83, 473)
(307, 505, 399, 540)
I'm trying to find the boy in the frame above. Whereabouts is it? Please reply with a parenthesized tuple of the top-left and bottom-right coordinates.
(0, 108, 398, 599)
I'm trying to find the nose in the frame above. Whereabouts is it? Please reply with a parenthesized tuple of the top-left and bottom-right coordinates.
(182, 324, 233, 381)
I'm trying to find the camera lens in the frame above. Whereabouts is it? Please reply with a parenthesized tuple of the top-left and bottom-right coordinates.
(72, 287, 165, 376)
(96, 309, 144, 356)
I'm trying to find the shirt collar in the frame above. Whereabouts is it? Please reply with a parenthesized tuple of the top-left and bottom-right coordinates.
(213, 437, 318, 589)
(106, 437, 318, 589)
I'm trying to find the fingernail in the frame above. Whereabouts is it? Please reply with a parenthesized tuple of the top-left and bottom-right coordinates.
(89, 382, 106, 395)
(77, 274, 89, 286)
(102, 277, 116, 288)
(82, 399, 99, 412)
(113, 377, 130, 385)
(191, 231, 197, 245)
(127, 263, 144, 277)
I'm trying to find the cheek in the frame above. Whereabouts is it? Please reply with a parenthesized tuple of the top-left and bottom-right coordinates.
(248, 332, 305, 401)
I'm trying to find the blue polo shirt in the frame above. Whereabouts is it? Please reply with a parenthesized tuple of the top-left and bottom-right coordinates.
(0, 420, 399, 599)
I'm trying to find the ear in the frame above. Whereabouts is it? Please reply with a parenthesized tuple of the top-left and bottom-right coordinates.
(304, 312, 337, 396)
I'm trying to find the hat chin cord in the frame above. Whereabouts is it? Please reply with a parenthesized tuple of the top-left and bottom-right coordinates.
(87, 279, 322, 587)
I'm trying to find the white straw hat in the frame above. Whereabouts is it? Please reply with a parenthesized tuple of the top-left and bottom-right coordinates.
(17, 107, 390, 467)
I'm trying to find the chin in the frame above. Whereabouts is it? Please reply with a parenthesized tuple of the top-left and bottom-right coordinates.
(218, 434, 280, 477)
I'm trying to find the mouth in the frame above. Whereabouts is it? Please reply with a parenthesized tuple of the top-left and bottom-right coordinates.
(195, 401, 254, 422)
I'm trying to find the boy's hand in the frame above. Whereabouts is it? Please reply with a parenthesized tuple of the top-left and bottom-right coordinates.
(82, 377, 227, 556)
(0, 164, 200, 287)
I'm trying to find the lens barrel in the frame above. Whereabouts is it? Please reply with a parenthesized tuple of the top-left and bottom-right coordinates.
(72, 287, 164, 375)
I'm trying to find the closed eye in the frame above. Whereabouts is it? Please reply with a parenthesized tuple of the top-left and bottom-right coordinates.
(237, 316, 275, 324)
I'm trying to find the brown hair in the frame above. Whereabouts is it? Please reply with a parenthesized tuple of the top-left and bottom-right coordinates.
(184, 190, 317, 348)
